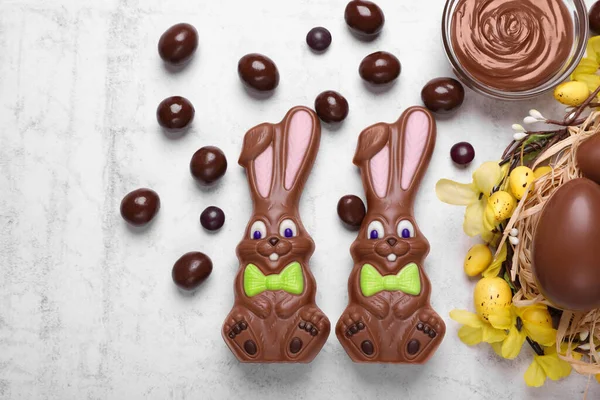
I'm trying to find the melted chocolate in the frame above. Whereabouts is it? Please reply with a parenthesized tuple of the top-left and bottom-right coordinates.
(451, 0, 574, 91)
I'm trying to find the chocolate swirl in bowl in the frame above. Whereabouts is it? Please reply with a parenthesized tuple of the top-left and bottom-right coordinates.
(451, 0, 574, 92)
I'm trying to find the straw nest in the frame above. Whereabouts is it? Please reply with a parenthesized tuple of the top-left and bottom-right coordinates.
(498, 111, 600, 375)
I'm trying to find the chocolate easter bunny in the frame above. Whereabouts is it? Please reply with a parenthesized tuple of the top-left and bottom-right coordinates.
(336, 106, 445, 363)
(222, 106, 330, 363)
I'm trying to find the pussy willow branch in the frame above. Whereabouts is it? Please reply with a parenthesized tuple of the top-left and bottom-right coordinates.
(500, 85, 600, 169)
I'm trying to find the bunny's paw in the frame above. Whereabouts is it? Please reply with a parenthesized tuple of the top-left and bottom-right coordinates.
(224, 314, 260, 359)
(338, 310, 378, 359)
(402, 307, 445, 362)
(285, 307, 330, 359)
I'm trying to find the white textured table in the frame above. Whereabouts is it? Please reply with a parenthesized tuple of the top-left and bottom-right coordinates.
(0, 0, 598, 398)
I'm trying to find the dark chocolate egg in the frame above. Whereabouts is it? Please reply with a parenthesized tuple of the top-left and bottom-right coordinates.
(359, 51, 400, 85)
(576, 134, 600, 185)
(532, 178, 600, 311)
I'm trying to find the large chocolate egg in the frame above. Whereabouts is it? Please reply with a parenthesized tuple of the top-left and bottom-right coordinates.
(576, 134, 600, 185)
(532, 178, 600, 310)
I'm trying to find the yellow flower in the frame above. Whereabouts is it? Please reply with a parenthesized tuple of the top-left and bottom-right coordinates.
(436, 162, 504, 238)
(572, 36, 600, 93)
(482, 242, 507, 278)
(524, 345, 572, 387)
(499, 304, 556, 360)
(449, 309, 508, 346)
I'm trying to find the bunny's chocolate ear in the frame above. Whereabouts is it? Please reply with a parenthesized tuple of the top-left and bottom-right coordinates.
(282, 107, 320, 191)
(239, 124, 275, 198)
(354, 124, 391, 198)
(398, 107, 436, 193)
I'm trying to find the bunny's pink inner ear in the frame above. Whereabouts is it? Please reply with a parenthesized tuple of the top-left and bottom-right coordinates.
(401, 110, 430, 190)
(370, 145, 390, 198)
(253, 145, 273, 198)
(284, 110, 313, 190)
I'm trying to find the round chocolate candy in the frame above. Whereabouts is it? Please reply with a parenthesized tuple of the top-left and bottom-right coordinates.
(359, 51, 401, 85)
(158, 23, 198, 65)
(172, 252, 213, 291)
(157, 96, 195, 130)
(314, 91, 349, 123)
(120, 188, 160, 226)
(591, 1, 600, 34)
(306, 27, 332, 52)
(200, 206, 225, 231)
(450, 142, 475, 166)
(337, 195, 366, 230)
(421, 77, 465, 114)
(238, 53, 280, 92)
(344, 0, 385, 39)
(190, 146, 228, 185)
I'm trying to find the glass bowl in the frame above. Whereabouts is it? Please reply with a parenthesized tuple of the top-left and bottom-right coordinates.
(441, 0, 589, 100)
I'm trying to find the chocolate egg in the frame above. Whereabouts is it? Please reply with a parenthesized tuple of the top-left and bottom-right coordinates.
(577, 134, 600, 185)
(158, 23, 198, 66)
(344, 0, 385, 39)
(359, 51, 400, 85)
(238, 53, 280, 92)
(532, 178, 600, 310)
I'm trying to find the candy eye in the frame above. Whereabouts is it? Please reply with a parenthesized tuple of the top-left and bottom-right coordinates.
(249, 221, 267, 240)
(397, 220, 415, 238)
(366, 221, 384, 240)
(279, 219, 297, 238)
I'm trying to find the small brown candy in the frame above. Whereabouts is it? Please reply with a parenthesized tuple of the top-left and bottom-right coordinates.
(337, 195, 366, 229)
(421, 77, 465, 114)
(200, 206, 225, 231)
(344, 0, 385, 39)
(238, 53, 280, 92)
(120, 188, 160, 226)
(157, 96, 195, 130)
(591, 1, 600, 34)
(158, 23, 198, 65)
(359, 51, 400, 85)
(306, 27, 332, 52)
(172, 252, 213, 291)
(314, 91, 349, 123)
(190, 146, 228, 185)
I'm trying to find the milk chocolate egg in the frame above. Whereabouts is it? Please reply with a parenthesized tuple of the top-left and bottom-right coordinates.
(577, 134, 600, 185)
(532, 178, 600, 310)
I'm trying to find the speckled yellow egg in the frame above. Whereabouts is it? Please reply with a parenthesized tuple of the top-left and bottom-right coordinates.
(474, 277, 512, 321)
(486, 191, 517, 225)
(534, 166, 552, 179)
(521, 306, 553, 329)
(554, 81, 590, 106)
(464, 244, 493, 277)
(509, 166, 535, 200)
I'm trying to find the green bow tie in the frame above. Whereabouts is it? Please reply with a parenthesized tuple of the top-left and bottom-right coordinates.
(360, 263, 421, 297)
(244, 262, 304, 297)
